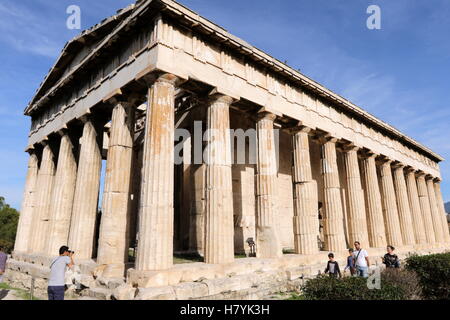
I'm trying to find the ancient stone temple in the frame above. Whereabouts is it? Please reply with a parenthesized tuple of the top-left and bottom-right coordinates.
(7, 0, 450, 300)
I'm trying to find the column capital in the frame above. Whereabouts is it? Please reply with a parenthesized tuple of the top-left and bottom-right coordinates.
(416, 170, 426, 178)
(433, 177, 442, 183)
(377, 155, 393, 166)
(404, 166, 417, 174)
(425, 174, 436, 181)
(25, 144, 36, 154)
(392, 161, 406, 170)
(56, 127, 70, 137)
(77, 109, 93, 124)
(256, 110, 277, 122)
(359, 149, 379, 160)
(340, 141, 360, 153)
(208, 91, 236, 105)
(103, 89, 142, 107)
(287, 123, 312, 135)
(136, 70, 186, 87)
(315, 132, 338, 145)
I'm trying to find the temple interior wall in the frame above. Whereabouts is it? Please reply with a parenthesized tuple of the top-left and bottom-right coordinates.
(276, 131, 295, 249)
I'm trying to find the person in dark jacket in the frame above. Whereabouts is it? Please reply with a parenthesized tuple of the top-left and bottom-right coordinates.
(344, 248, 356, 276)
(382, 245, 400, 268)
(324, 253, 341, 278)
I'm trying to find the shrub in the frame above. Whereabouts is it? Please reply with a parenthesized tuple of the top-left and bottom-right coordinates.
(300, 273, 407, 300)
(405, 252, 450, 300)
(381, 268, 422, 300)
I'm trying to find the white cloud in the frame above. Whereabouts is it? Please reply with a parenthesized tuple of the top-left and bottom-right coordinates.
(0, 1, 62, 58)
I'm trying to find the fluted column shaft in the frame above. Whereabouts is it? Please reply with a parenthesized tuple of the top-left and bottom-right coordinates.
(255, 113, 281, 258)
(405, 169, 427, 244)
(135, 75, 176, 271)
(291, 128, 318, 254)
(97, 102, 135, 275)
(361, 154, 386, 247)
(379, 160, 403, 246)
(46, 133, 78, 256)
(416, 174, 436, 244)
(29, 143, 56, 253)
(14, 152, 39, 253)
(392, 165, 415, 245)
(321, 138, 346, 251)
(204, 94, 235, 264)
(433, 181, 450, 243)
(343, 148, 369, 247)
(68, 119, 103, 259)
(426, 177, 445, 243)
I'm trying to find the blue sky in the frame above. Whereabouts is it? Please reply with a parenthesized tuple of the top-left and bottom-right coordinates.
(0, 0, 449, 209)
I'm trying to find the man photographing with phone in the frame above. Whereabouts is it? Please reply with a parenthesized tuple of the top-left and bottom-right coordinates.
(48, 246, 75, 300)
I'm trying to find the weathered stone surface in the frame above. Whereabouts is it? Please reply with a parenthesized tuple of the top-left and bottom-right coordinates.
(204, 94, 235, 264)
(136, 75, 176, 271)
(392, 165, 415, 245)
(135, 286, 176, 300)
(321, 138, 346, 251)
(361, 154, 386, 248)
(343, 147, 369, 247)
(405, 168, 427, 244)
(291, 128, 319, 255)
(97, 102, 135, 276)
(112, 284, 137, 300)
(379, 160, 403, 246)
(46, 132, 77, 256)
(68, 119, 103, 259)
(426, 177, 445, 243)
(29, 143, 56, 253)
(417, 174, 437, 244)
(14, 152, 39, 253)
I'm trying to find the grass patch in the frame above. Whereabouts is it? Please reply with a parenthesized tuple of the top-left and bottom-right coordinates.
(286, 292, 307, 300)
(173, 252, 204, 264)
(0, 282, 39, 300)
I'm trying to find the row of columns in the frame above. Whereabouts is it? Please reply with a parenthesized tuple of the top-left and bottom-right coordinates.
(15, 72, 450, 276)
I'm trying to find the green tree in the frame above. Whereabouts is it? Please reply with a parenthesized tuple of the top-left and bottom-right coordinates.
(0, 196, 19, 253)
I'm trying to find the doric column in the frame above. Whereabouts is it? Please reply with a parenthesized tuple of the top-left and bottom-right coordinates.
(405, 168, 427, 244)
(426, 176, 445, 243)
(379, 159, 403, 246)
(14, 151, 39, 253)
(320, 137, 346, 251)
(361, 153, 386, 247)
(255, 112, 281, 258)
(392, 164, 416, 245)
(433, 180, 450, 243)
(46, 131, 78, 256)
(97, 100, 135, 276)
(68, 117, 103, 260)
(343, 146, 369, 247)
(203, 93, 235, 264)
(29, 142, 56, 253)
(416, 173, 436, 244)
(135, 74, 177, 271)
(291, 127, 318, 255)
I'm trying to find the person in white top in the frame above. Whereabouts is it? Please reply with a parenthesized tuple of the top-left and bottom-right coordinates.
(353, 241, 370, 278)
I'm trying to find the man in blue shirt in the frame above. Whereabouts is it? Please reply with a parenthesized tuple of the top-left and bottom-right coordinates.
(48, 246, 74, 300)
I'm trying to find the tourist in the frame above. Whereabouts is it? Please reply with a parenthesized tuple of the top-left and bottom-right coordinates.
(382, 245, 400, 269)
(0, 246, 7, 283)
(324, 253, 341, 278)
(48, 246, 74, 300)
(344, 248, 356, 276)
(353, 241, 370, 278)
